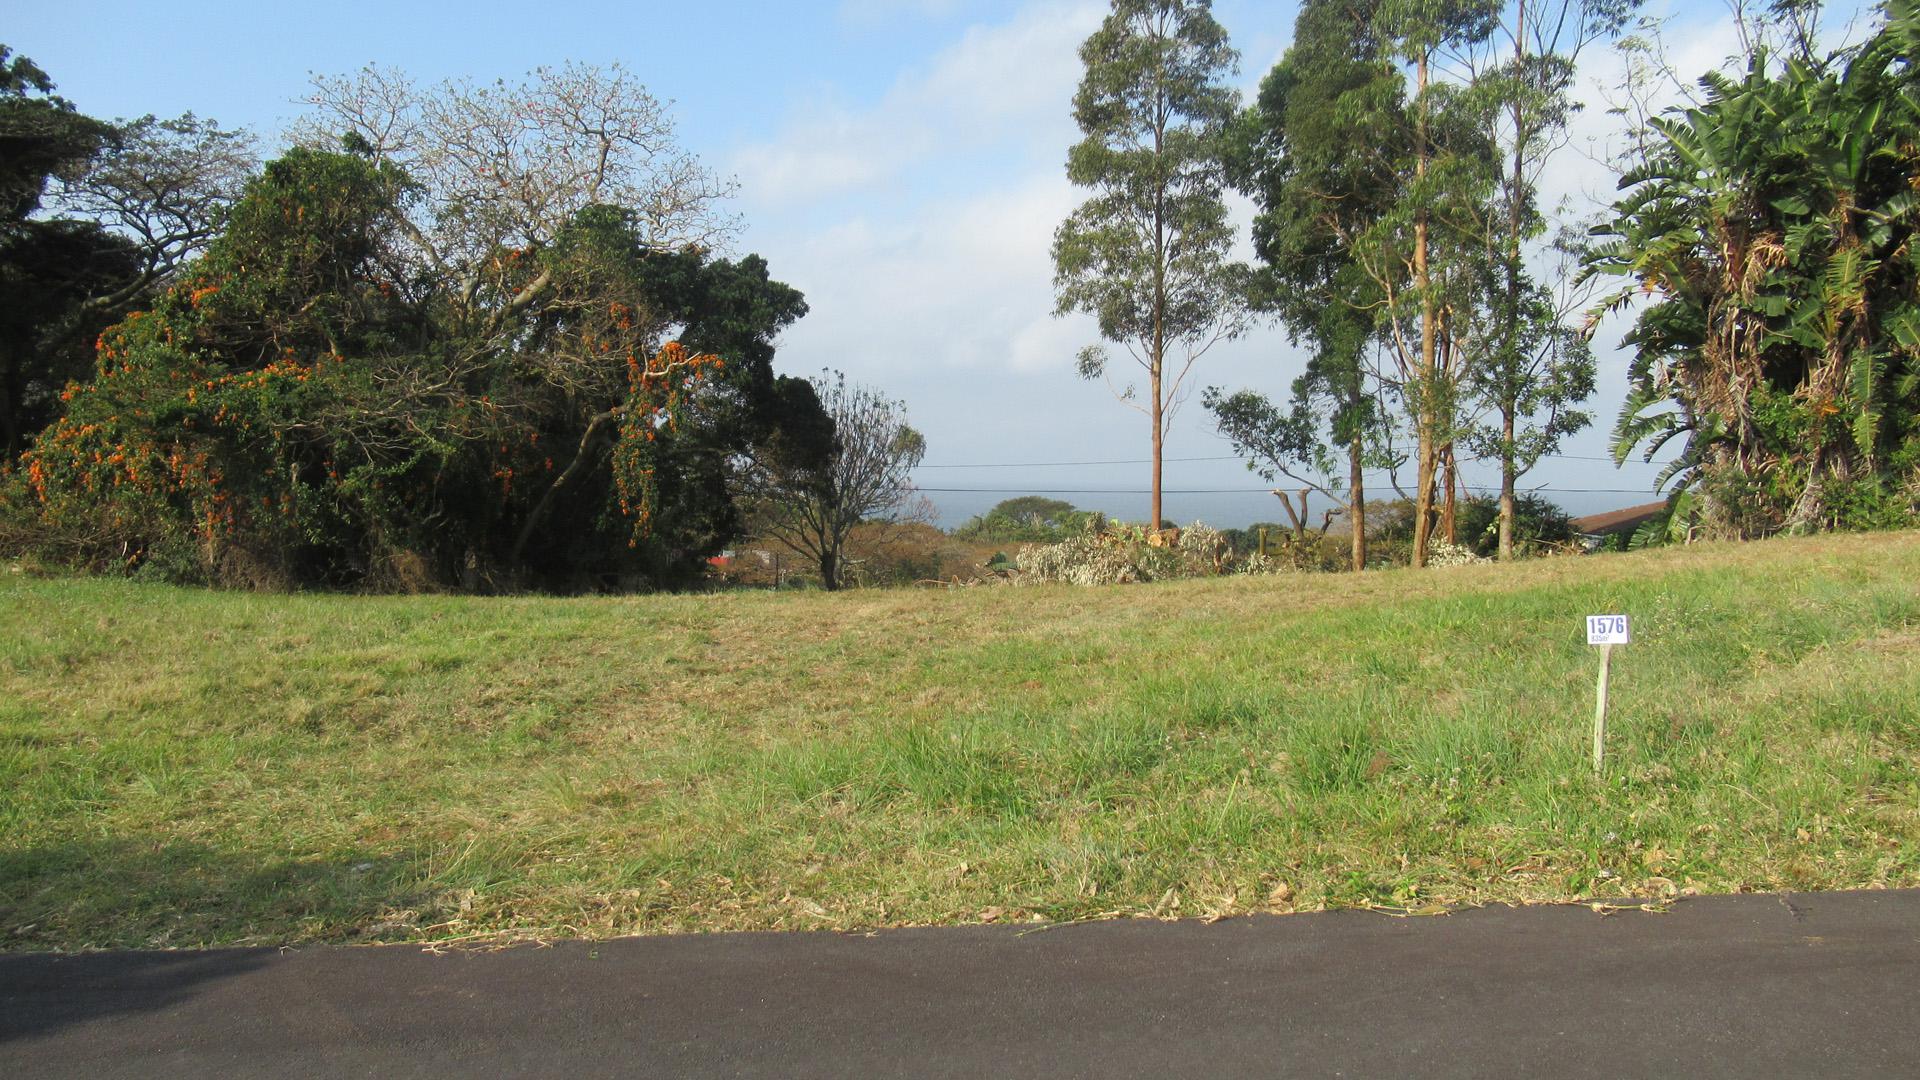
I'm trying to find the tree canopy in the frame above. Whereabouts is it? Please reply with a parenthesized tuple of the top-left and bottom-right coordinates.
(1053, 0, 1246, 531)
(1586, 0, 1920, 535)
(0, 47, 253, 458)
(3, 65, 832, 590)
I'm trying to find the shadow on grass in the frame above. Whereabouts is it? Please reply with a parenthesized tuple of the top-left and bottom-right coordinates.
(0, 838, 430, 1044)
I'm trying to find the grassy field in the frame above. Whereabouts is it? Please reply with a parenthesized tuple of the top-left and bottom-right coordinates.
(3, 532, 1919, 951)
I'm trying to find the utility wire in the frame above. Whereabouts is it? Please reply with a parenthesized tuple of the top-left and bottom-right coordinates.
(914, 485, 1663, 496)
(915, 451, 1657, 469)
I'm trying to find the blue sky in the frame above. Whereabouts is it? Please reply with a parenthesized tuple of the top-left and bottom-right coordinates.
(12, 0, 1790, 526)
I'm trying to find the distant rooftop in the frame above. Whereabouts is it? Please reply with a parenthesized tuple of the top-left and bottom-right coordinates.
(1571, 501, 1669, 537)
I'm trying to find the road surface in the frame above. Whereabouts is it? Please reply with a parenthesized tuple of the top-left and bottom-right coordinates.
(4, 889, 1916, 1078)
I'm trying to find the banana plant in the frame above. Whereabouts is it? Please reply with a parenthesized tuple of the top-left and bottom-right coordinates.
(1583, 0, 1920, 536)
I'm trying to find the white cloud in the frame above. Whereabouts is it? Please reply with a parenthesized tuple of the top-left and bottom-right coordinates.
(767, 172, 1082, 374)
(732, 1, 1101, 206)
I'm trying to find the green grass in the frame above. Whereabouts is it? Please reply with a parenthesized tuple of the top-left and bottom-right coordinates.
(3, 531, 1919, 950)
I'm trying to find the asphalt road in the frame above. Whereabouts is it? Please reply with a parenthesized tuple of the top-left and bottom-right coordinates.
(4, 889, 1917, 1078)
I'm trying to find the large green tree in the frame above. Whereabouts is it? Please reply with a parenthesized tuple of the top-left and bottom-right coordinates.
(1218, 0, 1504, 568)
(0, 47, 253, 457)
(1212, 0, 1409, 571)
(1053, 0, 1245, 531)
(1362, 0, 1502, 567)
(1586, 2, 1920, 535)
(4, 135, 829, 589)
(0, 47, 122, 457)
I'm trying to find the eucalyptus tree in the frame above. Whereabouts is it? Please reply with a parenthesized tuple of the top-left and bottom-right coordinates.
(1234, 0, 1498, 567)
(1467, 0, 1636, 559)
(1210, 0, 1407, 571)
(1361, 0, 1503, 566)
(1053, 0, 1246, 532)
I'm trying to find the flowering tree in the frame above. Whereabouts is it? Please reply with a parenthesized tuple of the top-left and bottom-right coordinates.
(4, 137, 823, 588)
(0, 47, 253, 455)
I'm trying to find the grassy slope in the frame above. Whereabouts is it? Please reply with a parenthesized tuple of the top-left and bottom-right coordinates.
(3, 532, 1919, 950)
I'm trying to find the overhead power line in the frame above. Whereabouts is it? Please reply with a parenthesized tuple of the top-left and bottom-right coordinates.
(916, 451, 1657, 469)
(915, 485, 1662, 496)
(918, 454, 1241, 468)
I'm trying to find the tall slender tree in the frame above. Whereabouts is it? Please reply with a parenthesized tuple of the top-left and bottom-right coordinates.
(1053, 0, 1245, 532)
(1360, 0, 1501, 567)
(1468, 0, 1634, 559)
(1214, 0, 1406, 571)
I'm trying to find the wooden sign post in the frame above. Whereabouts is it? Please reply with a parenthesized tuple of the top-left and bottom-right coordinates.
(1585, 615, 1630, 775)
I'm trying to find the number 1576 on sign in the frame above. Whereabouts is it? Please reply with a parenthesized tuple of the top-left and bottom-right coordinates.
(1586, 615, 1630, 645)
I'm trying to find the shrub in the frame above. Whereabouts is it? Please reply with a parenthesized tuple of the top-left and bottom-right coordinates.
(1016, 520, 1230, 585)
(841, 521, 982, 586)
(1425, 541, 1488, 567)
(951, 497, 1105, 544)
(1452, 494, 1575, 557)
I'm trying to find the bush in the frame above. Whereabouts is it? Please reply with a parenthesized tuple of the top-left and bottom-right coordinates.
(0, 148, 828, 593)
(1425, 541, 1488, 567)
(951, 497, 1105, 544)
(1453, 494, 1575, 557)
(1364, 495, 1572, 559)
(841, 521, 983, 586)
(1015, 520, 1229, 585)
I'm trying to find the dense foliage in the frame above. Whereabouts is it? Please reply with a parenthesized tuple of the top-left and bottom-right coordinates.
(0, 47, 252, 458)
(1211, 0, 1629, 569)
(951, 496, 1103, 543)
(1587, 1, 1920, 536)
(1, 147, 828, 589)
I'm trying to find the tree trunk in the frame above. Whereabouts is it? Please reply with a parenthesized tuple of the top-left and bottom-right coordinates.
(509, 408, 616, 566)
(820, 545, 840, 591)
(0, 360, 20, 460)
(1349, 428, 1367, 572)
(1413, 437, 1437, 567)
(1499, 409, 1517, 560)
(1150, 92, 1168, 536)
(1411, 51, 1436, 569)
(1441, 443, 1458, 545)
(1500, 1, 1528, 563)
(1150, 363, 1164, 530)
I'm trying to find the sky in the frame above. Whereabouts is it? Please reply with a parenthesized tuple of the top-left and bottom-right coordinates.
(8, 0, 1843, 527)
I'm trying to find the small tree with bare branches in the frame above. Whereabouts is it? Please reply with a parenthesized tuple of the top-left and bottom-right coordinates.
(741, 372, 926, 591)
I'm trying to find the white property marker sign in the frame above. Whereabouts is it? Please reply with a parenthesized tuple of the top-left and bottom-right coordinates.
(1586, 615, 1631, 646)
(1587, 616, 1629, 773)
